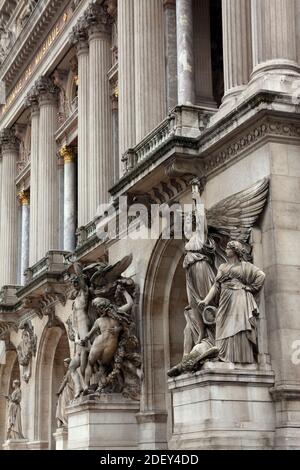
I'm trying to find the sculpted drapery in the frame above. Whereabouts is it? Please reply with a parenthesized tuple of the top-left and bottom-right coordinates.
(6, 380, 24, 440)
(202, 246, 265, 363)
(168, 179, 269, 376)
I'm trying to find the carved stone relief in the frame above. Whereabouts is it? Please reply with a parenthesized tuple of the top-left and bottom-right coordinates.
(17, 320, 37, 383)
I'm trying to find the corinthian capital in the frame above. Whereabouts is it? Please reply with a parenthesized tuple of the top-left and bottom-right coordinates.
(84, 2, 113, 37)
(25, 86, 39, 114)
(70, 15, 89, 51)
(35, 76, 59, 105)
(0, 128, 20, 153)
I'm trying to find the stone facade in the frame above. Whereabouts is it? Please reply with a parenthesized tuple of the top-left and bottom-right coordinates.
(0, 0, 300, 451)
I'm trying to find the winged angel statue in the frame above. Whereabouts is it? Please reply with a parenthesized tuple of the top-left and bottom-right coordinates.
(168, 178, 268, 377)
(66, 254, 141, 400)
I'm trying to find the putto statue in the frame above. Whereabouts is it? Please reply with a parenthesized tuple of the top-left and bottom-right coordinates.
(168, 178, 268, 377)
(66, 255, 141, 400)
(17, 320, 37, 383)
(5, 380, 25, 440)
(55, 358, 74, 429)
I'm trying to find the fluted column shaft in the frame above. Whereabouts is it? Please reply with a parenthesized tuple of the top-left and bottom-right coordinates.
(18, 190, 30, 285)
(87, 6, 113, 218)
(251, 0, 299, 77)
(71, 23, 90, 226)
(176, 0, 195, 105)
(60, 146, 76, 252)
(164, 0, 178, 111)
(222, 0, 252, 101)
(194, 0, 215, 106)
(134, 0, 167, 141)
(37, 78, 59, 259)
(28, 100, 39, 266)
(0, 130, 19, 286)
(118, 0, 136, 169)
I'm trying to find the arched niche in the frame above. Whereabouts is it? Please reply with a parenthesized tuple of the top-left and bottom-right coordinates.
(142, 237, 187, 445)
(34, 324, 70, 449)
(0, 349, 20, 444)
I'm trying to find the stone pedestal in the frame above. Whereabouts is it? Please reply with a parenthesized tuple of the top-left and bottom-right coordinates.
(2, 439, 28, 450)
(26, 440, 48, 450)
(168, 363, 276, 450)
(67, 394, 140, 450)
(53, 428, 68, 450)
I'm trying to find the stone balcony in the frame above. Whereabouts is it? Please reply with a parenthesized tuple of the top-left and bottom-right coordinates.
(15, 250, 71, 319)
(115, 104, 214, 198)
(74, 105, 215, 259)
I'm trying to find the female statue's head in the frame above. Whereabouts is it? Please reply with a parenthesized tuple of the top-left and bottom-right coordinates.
(13, 379, 20, 389)
(63, 358, 71, 369)
(226, 240, 246, 261)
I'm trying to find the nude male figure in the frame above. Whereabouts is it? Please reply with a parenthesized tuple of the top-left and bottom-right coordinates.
(81, 286, 133, 393)
(68, 274, 90, 398)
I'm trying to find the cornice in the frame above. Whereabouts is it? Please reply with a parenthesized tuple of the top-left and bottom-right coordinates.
(0, 0, 68, 90)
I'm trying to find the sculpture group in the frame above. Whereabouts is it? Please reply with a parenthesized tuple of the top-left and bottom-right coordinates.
(168, 177, 268, 377)
(3, 177, 269, 437)
(66, 255, 141, 403)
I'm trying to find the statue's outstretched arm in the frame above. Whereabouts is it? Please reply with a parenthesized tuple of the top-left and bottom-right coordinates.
(118, 288, 133, 313)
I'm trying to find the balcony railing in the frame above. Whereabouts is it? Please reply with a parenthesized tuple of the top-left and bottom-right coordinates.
(121, 105, 213, 175)
(24, 250, 70, 285)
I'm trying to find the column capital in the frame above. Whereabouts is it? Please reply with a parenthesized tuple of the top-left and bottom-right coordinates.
(70, 16, 89, 53)
(35, 76, 59, 106)
(25, 86, 39, 114)
(84, 2, 113, 39)
(59, 145, 75, 163)
(17, 189, 30, 206)
(0, 128, 20, 153)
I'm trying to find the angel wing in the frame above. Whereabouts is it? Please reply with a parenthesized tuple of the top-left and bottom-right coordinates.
(90, 254, 133, 287)
(206, 178, 269, 242)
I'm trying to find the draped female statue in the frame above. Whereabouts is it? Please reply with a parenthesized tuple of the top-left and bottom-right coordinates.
(56, 358, 74, 428)
(6, 380, 24, 440)
(199, 241, 265, 363)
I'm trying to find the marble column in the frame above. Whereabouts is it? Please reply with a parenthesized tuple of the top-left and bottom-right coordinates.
(58, 154, 64, 250)
(36, 76, 59, 259)
(251, 0, 300, 78)
(60, 145, 76, 252)
(111, 93, 119, 183)
(26, 90, 39, 266)
(134, 0, 167, 141)
(86, 3, 113, 218)
(194, 0, 216, 107)
(176, 0, 195, 105)
(70, 20, 89, 227)
(164, 0, 178, 111)
(0, 129, 19, 286)
(118, 0, 136, 168)
(222, 0, 252, 104)
(17, 190, 30, 285)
